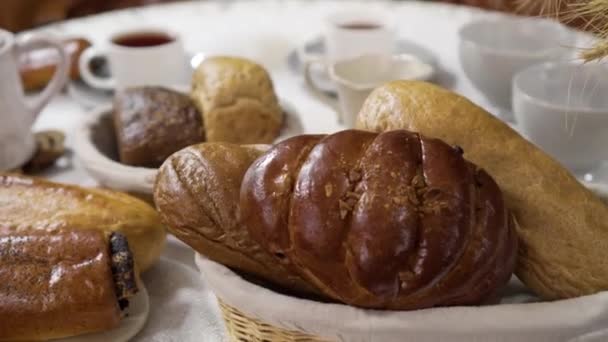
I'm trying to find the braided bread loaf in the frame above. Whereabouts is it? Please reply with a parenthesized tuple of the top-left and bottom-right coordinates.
(241, 129, 517, 309)
(155, 130, 517, 310)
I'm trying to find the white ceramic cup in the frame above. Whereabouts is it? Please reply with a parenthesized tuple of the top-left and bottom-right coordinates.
(78, 28, 189, 90)
(459, 17, 573, 122)
(0, 29, 69, 171)
(299, 9, 395, 65)
(305, 54, 434, 128)
(513, 61, 608, 172)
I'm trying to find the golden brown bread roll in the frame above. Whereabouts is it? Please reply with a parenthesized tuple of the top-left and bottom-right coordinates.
(113, 87, 204, 167)
(0, 230, 137, 341)
(241, 130, 517, 310)
(356, 81, 608, 300)
(0, 174, 166, 273)
(191, 56, 283, 144)
(153, 143, 317, 295)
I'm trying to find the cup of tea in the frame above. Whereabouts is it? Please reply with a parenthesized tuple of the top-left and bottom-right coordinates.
(305, 54, 434, 128)
(299, 9, 395, 65)
(78, 28, 190, 90)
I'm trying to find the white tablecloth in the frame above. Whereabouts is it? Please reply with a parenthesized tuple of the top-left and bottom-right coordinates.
(25, 1, 599, 341)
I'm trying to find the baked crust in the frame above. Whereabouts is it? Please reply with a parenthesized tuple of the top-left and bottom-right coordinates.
(191, 56, 283, 144)
(0, 174, 166, 273)
(155, 131, 516, 309)
(241, 130, 517, 309)
(154, 143, 318, 295)
(0, 230, 120, 341)
(113, 86, 204, 167)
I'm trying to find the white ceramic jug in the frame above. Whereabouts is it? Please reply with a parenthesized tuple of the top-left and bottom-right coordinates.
(0, 29, 69, 171)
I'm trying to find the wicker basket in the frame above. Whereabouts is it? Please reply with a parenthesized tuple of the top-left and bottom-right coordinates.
(218, 300, 329, 342)
(195, 182, 608, 342)
(196, 255, 608, 342)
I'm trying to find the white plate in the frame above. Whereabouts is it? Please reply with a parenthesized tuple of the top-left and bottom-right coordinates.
(73, 95, 303, 194)
(67, 80, 114, 110)
(60, 285, 149, 342)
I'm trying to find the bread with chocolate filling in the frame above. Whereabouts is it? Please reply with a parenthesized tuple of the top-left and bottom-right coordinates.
(0, 230, 137, 341)
(0, 174, 166, 273)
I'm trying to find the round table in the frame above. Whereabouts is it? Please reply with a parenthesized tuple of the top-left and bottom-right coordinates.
(25, 1, 597, 341)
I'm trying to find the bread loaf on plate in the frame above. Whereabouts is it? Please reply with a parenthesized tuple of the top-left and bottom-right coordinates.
(0, 230, 137, 341)
(191, 56, 283, 144)
(0, 174, 166, 273)
(155, 130, 517, 310)
(356, 81, 608, 300)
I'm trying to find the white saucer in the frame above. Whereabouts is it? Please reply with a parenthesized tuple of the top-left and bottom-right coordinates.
(288, 36, 438, 94)
(67, 80, 114, 109)
(60, 285, 149, 342)
(73, 95, 303, 194)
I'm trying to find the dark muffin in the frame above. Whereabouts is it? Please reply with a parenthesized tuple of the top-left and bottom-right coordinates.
(113, 87, 204, 167)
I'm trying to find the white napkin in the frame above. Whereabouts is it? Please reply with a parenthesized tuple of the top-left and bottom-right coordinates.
(132, 240, 226, 342)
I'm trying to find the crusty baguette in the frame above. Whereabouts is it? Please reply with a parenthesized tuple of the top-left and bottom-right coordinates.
(0, 174, 166, 273)
(0, 230, 137, 341)
(356, 81, 608, 299)
(154, 143, 318, 295)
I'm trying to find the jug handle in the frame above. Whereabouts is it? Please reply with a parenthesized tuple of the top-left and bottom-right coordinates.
(17, 34, 70, 126)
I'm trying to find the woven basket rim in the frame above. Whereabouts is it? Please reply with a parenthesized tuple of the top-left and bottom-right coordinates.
(195, 253, 608, 340)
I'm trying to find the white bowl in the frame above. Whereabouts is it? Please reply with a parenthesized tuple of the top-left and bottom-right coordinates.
(513, 61, 608, 172)
(586, 182, 608, 199)
(73, 104, 158, 194)
(73, 97, 303, 194)
(195, 187, 608, 342)
(459, 16, 572, 120)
